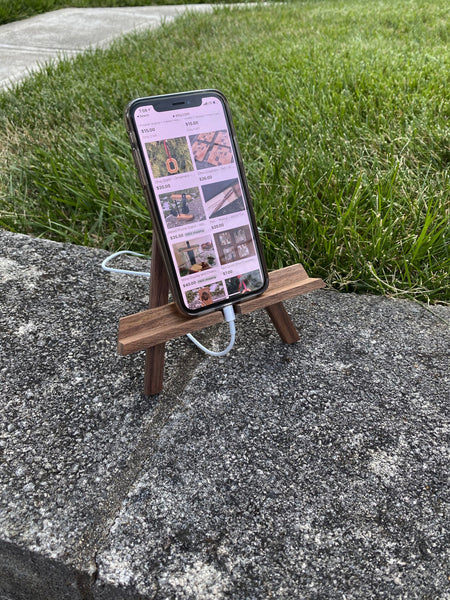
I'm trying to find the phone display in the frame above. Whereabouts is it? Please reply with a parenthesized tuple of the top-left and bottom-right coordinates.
(125, 90, 268, 315)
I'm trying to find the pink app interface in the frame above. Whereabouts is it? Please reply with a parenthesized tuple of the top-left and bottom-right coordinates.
(135, 96, 265, 312)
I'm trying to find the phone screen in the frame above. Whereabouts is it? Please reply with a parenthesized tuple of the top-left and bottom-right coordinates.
(127, 90, 268, 315)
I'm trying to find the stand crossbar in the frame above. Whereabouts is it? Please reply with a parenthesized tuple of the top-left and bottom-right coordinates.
(117, 238, 325, 395)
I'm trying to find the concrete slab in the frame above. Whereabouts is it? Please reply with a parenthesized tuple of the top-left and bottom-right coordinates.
(0, 229, 448, 599)
(0, 5, 212, 89)
(0, 47, 79, 89)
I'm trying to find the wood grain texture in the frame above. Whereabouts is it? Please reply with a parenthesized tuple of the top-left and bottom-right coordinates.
(143, 238, 170, 396)
(233, 264, 324, 315)
(117, 263, 325, 357)
(266, 302, 300, 344)
(118, 302, 223, 356)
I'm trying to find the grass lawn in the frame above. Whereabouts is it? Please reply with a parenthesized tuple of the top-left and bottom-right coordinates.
(0, 0, 448, 303)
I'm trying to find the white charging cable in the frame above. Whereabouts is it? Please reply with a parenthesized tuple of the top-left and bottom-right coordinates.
(102, 250, 236, 356)
(101, 250, 151, 277)
(186, 304, 236, 357)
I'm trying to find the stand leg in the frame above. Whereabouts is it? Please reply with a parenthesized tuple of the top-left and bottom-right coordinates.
(143, 237, 170, 396)
(266, 302, 300, 344)
(117, 258, 323, 393)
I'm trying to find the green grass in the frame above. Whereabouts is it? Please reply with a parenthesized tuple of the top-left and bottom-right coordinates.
(0, 0, 449, 304)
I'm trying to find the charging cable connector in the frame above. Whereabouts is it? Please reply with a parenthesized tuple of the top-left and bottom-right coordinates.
(101, 252, 237, 357)
(187, 304, 236, 357)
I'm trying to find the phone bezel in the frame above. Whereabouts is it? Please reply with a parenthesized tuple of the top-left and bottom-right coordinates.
(125, 89, 269, 317)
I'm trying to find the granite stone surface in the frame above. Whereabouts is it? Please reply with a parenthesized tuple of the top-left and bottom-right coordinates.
(0, 230, 448, 599)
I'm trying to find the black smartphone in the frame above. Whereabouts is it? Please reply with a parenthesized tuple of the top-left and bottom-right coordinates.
(125, 89, 268, 316)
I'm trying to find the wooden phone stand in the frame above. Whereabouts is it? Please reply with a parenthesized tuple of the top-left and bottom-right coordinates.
(117, 238, 325, 395)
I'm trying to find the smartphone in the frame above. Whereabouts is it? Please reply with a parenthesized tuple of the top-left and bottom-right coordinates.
(125, 89, 268, 316)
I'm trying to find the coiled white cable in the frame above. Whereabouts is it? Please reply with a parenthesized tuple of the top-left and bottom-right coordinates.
(101, 251, 236, 356)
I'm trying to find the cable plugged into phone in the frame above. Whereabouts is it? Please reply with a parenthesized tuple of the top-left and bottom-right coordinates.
(101, 252, 236, 357)
(187, 304, 236, 357)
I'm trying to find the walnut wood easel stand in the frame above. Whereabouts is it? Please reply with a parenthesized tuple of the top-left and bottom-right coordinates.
(117, 238, 325, 395)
